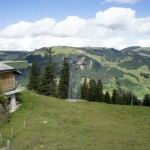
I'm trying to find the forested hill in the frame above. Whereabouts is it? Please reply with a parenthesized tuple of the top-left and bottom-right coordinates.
(0, 46, 150, 98)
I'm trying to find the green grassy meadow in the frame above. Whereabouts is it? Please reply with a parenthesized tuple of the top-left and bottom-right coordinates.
(0, 91, 150, 150)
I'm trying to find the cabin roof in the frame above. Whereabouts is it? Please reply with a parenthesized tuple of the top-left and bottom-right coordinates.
(0, 63, 21, 74)
(0, 63, 13, 70)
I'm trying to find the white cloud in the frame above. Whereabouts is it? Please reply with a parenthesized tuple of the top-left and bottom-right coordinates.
(1, 18, 56, 38)
(133, 17, 150, 34)
(100, 37, 127, 49)
(94, 7, 135, 30)
(52, 16, 86, 37)
(0, 7, 150, 51)
(137, 39, 150, 47)
(104, 0, 139, 4)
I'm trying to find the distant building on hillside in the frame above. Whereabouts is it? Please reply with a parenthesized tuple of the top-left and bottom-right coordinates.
(0, 63, 22, 112)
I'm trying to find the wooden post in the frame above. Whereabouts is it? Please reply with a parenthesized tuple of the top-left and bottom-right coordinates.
(23, 120, 26, 131)
(0, 134, 2, 145)
(11, 127, 14, 139)
(131, 94, 133, 106)
(7, 139, 11, 150)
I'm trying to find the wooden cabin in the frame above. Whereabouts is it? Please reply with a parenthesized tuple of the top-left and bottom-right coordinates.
(0, 63, 21, 112)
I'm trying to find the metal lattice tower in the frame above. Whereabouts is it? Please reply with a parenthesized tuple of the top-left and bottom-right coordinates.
(74, 63, 82, 99)
(68, 61, 74, 100)
(68, 60, 84, 101)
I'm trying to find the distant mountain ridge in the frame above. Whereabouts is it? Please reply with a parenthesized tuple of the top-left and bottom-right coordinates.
(0, 46, 150, 98)
(0, 51, 28, 61)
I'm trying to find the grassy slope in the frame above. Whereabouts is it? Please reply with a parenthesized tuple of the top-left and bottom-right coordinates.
(0, 91, 150, 150)
(80, 49, 150, 98)
(8, 46, 149, 98)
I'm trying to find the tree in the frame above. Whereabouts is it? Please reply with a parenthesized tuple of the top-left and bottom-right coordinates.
(81, 77, 89, 100)
(27, 61, 40, 92)
(39, 62, 55, 96)
(95, 79, 103, 102)
(104, 91, 111, 104)
(38, 48, 56, 96)
(88, 79, 97, 102)
(132, 94, 139, 106)
(46, 47, 53, 64)
(122, 93, 127, 105)
(117, 94, 123, 105)
(126, 92, 133, 105)
(143, 94, 150, 106)
(111, 89, 119, 104)
(121, 92, 131, 105)
(0, 88, 9, 125)
(51, 78, 57, 97)
(121, 91, 140, 106)
(58, 58, 69, 99)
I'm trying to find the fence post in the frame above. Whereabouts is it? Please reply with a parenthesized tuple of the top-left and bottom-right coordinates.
(23, 120, 26, 131)
(0, 134, 2, 145)
(7, 139, 11, 150)
(11, 127, 14, 139)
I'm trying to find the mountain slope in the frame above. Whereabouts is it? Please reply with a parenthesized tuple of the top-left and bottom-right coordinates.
(23, 46, 150, 98)
(1, 91, 150, 150)
(0, 46, 150, 98)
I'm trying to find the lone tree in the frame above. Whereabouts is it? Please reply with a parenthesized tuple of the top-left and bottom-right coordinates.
(28, 61, 40, 92)
(58, 58, 69, 99)
(81, 77, 89, 100)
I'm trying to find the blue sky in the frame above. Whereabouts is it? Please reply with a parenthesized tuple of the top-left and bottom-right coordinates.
(0, 0, 149, 28)
(0, 0, 150, 50)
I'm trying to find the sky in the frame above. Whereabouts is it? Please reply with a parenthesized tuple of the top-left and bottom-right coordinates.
(0, 0, 150, 51)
